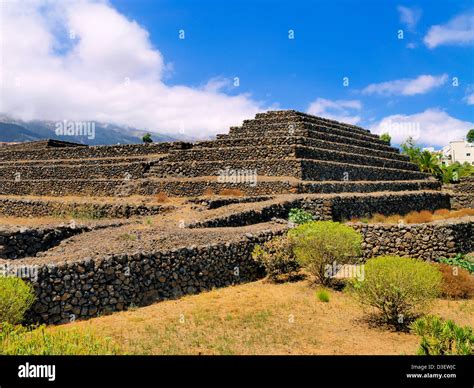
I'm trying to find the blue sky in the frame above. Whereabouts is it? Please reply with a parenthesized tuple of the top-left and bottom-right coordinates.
(2, 0, 473, 146)
(113, 0, 473, 113)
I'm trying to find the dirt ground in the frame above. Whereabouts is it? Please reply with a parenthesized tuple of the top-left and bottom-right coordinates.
(56, 280, 474, 355)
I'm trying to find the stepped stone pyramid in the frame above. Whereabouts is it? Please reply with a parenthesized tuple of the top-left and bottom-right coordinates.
(144, 110, 440, 195)
(0, 110, 442, 198)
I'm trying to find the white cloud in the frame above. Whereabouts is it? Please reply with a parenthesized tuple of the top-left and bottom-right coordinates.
(397, 6, 421, 30)
(307, 98, 362, 125)
(424, 12, 474, 48)
(362, 74, 448, 96)
(371, 108, 473, 147)
(0, 0, 267, 138)
(464, 85, 474, 105)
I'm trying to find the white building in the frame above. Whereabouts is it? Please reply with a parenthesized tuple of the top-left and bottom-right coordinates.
(441, 140, 474, 165)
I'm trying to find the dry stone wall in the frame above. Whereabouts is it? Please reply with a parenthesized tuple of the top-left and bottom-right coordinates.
(0, 222, 123, 259)
(197, 135, 410, 162)
(300, 160, 427, 181)
(149, 158, 302, 179)
(444, 177, 474, 209)
(0, 161, 147, 180)
(23, 229, 282, 324)
(190, 192, 450, 227)
(0, 142, 191, 162)
(168, 144, 415, 171)
(1, 177, 442, 198)
(351, 219, 472, 260)
(190, 199, 329, 228)
(0, 198, 170, 218)
(329, 192, 451, 221)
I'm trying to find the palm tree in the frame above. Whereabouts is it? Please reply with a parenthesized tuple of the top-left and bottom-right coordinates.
(418, 150, 442, 178)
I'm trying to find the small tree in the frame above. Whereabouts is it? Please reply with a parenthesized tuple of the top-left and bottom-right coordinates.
(288, 221, 362, 285)
(467, 129, 474, 143)
(379, 133, 391, 145)
(142, 133, 153, 143)
(400, 136, 422, 163)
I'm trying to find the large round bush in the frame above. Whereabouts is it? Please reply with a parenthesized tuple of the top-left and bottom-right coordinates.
(349, 256, 442, 326)
(288, 221, 362, 285)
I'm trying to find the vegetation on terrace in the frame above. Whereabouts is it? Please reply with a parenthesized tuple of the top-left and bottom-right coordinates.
(400, 136, 473, 183)
(349, 208, 474, 224)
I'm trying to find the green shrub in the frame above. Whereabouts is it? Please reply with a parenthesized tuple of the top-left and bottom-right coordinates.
(437, 254, 474, 274)
(0, 277, 35, 325)
(252, 236, 300, 282)
(288, 208, 314, 225)
(348, 256, 441, 327)
(380, 133, 391, 145)
(70, 208, 106, 220)
(288, 221, 362, 285)
(0, 323, 120, 355)
(316, 289, 330, 303)
(440, 162, 473, 183)
(411, 315, 473, 355)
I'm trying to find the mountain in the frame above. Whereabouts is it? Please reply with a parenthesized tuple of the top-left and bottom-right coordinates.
(0, 116, 181, 145)
(0, 122, 42, 142)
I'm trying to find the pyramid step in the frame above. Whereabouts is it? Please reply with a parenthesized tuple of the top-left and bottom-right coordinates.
(0, 161, 147, 180)
(299, 159, 427, 181)
(166, 145, 418, 171)
(0, 155, 158, 167)
(246, 116, 381, 143)
(137, 177, 441, 196)
(241, 115, 383, 144)
(196, 136, 410, 162)
(217, 129, 399, 154)
(148, 158, 429, 181)
(255, 110, 375, 137)
(0, 143, 182, 162)
(297, 179, 441, 193)
(149, 158, 301, 179)
(227, 124, 398, 153)
(0, 177, 441, 198)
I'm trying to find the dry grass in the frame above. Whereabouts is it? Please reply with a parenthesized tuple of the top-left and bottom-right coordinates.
(219, 188, 244, 197)
(352, 208, 474, 224)
(437, 264, 474, 299)
(202, 188, 215, 197)
(433, 208, 451, 217)
(59, 280, 473, 355)
(155, 192, 169, 203)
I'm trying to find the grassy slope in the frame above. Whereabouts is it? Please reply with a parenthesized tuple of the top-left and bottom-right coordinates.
(54, 280, 474, 355)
